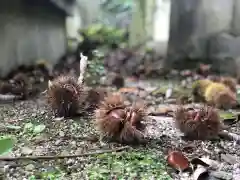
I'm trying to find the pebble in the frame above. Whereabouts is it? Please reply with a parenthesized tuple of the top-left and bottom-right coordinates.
(66, 159, 75, 165)
(60, 150, 69, 156)
(59, 131, 65, 137)
(21, 147, 33, 155)
(25, 164, 35, 171)
(55, 139, 62, 146)
(71, 141, 77, 148)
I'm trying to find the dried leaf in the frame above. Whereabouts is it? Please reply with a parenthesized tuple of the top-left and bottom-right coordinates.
(167, 151, 190, 171)
(191, 165, 209, 180)
(191, 157, 220, 170)
(191, 158, 210, 168)
(219, 111, 236, 124)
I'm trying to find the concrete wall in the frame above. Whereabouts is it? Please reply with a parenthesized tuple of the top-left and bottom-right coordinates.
(66, 5, 82, 39)
(0, 0, 67, 77)
(166, 0, 240, 75)
(152, 0, 171, 55)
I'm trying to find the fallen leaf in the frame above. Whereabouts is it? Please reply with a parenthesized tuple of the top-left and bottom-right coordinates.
(191, 157, 220, 169)
(167, 151, 190, 171)
(191, 165, 209, 180)
(219, 111, 236, 125)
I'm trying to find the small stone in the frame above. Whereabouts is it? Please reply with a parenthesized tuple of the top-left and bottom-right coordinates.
(59, 131, 65, 137)
(40, 111, 45, 115)
(79, 141, 85, 145)
(71, 141, 77, 148)
(31, 113, 37, 117)
(3, 165, 10, 173)
(21, 147, 33, 155)
(55, 140, 62, 146)
(75, 148, 83, 155)
(25, 164, 35, 171)
(60, 150, 69, 156)
(66, 159, 74, 165)
(53, 117, 64, 121)
(33, 135, 48, 143)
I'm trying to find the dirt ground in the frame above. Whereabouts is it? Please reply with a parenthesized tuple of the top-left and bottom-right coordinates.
(0, 79, 240, 180)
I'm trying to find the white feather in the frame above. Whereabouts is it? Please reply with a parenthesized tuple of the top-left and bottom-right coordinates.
(165, 83, 173, 99)
(78, 53, 88, 85)
(48, 80, 53, 88)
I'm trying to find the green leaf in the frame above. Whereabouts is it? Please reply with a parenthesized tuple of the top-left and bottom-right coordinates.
(219, 111, 236, 120)
(0, 136, 14, 156)
(33, 124, 46, 134)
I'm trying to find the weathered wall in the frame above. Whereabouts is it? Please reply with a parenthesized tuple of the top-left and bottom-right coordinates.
(0, 0, 67, 77)
(152, 0, 171, 56)
(166, 0, 240, 75)
(66, 0, 101, 39)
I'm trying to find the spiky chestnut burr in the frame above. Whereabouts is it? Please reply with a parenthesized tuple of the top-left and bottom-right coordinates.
(94, 94, 146, 144)
(46, 75, 85, 117)
(109, 72, 124, 89)
(0, 73, 30, 101)
(192, 79, 212, 103)
(46, 53, 88, 118)
(204, 82, 237, 109)
(174, 106, 222, 140)
(220, 77, 237, 93)
(10, 73, 30, 99)
(84, 87, 108, 110)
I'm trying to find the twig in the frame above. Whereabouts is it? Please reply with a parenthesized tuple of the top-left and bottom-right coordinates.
(219, 130, 240, 144)
(0, 146, 130, 161)
(59, 135, 99, 142)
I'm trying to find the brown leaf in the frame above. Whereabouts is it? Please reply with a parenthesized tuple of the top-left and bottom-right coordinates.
(191, 165, 209, 180)
(167, 151, 190, 171)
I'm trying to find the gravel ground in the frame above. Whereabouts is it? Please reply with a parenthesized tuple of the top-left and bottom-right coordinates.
(0, 79, 239, 180)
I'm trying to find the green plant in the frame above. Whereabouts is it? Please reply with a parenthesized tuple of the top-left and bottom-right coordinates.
(29, 169, 65, 180)
(78, 24, 127, 49)
(86, 150, 172, 179)
(23, 122, 46, 136)
(0, 136, 15, 156)
(85, 50, 106, 85)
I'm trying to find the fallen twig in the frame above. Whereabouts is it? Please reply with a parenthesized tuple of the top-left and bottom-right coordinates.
(60, 135, 99, 142)
(219, 130, 240, 144)
(0, 146, 130, 161)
